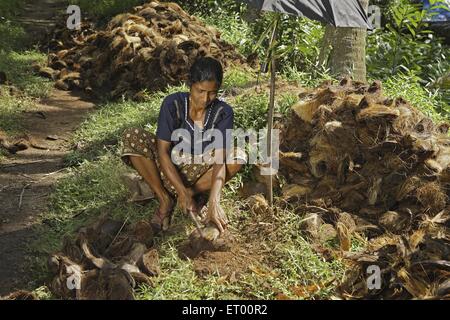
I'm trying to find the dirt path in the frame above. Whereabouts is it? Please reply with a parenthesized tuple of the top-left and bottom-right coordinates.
(0, 0, 95, 295)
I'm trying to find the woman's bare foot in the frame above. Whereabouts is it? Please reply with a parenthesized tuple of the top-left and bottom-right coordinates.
(159, 193, 174, 215)
(151, 193, 175, 231)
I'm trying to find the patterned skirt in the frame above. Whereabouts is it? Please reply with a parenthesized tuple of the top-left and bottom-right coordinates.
(120, 127, 246, 197)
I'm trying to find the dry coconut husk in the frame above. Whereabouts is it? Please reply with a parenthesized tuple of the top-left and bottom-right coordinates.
(270, 77, 450, 299)
(40, 0, 253, 99)
(47, 213, 158, 300)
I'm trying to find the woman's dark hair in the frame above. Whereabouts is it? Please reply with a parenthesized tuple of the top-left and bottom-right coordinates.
(188, 56, 223, 87)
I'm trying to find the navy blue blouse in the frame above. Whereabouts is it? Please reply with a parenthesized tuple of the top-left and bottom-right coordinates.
(156, 92, 234, 155)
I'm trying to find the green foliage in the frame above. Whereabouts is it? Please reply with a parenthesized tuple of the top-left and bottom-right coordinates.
(0, 1, 30, 50)
(0, 0, 24, 18)
(382, 71, 449, 121)
(175, 0, 324, 74)
(47, 155, 131, 221)
(172, 0, 242, 15)
(232, 92, 269, 130)
(253, 13, 324, 71)
(199, 11, 255, 57)
(278, 92, 298, 116)
(0, 21, 29, 51)
(222, 67, 256, 90)
(367, 0, 450, 86)
(281, 65, 333, 87)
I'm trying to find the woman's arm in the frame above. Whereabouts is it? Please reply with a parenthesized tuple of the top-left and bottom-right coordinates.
(207, 149, 228, 232)
(157, 139, 195, 213)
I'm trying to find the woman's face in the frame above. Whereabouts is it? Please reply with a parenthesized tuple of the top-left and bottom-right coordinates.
(190, 80, 219, 109)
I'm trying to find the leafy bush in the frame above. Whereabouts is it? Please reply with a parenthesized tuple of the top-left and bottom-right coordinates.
(0, 21, 28, 51)
(367, 0, 450, 86)
(383, 72, 449, 121)
(174, 0, 325, 75)
(251, 13, 324, 71)
(0, 0, 24, 18)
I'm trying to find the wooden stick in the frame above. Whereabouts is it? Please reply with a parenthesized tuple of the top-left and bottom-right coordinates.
(18, 183, 31, 211)
(105, 216, 129, 254)
(266, 17, 279, 208)
(17, 168, 68, 211)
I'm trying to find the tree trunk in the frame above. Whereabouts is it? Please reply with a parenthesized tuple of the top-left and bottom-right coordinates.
(318, 25, 336, 68)
(319, 0, 369, 82)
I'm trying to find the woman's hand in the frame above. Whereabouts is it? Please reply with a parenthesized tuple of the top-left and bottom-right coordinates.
(177, 188, 197, 215)
(206, 199, 228, 233)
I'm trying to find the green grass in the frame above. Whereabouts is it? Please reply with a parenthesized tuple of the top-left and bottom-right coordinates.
(0, 87, 33, 135)
(135, 205, 347, 300)
(134, 228, 246, 300)
(281, 65, 333, 88)
(222, 68, 257, 90)
(0, 22, 52, 136)
(0, 50, 52, 135)
(382, 71, 449, 122)
(0, 21, 29, 51)
(234, 203, 346, 300)
(30, 152, 348, 299)
(0, 50, 52, 97)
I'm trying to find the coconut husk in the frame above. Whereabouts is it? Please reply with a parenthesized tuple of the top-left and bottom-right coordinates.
(137, 248, 160, 277)
(41, 0, 251, 99)
(178, 227, 233, 260)
(246, 194, 272, 216)
(121, 172, 155, 203)
(277, 78, 450, 299)
(1, 290, 38, 300)
(238, 181, 268, 199)
(281, 184, 312, 201)
(47, 214, 158, 300)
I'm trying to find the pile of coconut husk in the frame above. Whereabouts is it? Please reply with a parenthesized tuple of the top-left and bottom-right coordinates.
(47, 213, 159, 300)
(271, 77, 450, 299)
(0, 290, 38, 300)
(36, 0, 252, 100)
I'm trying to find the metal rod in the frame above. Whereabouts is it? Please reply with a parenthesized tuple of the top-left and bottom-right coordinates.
(189, 210, 205, 238)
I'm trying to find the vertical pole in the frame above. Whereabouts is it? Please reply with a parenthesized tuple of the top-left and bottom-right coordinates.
(266, 18, 278, 207)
